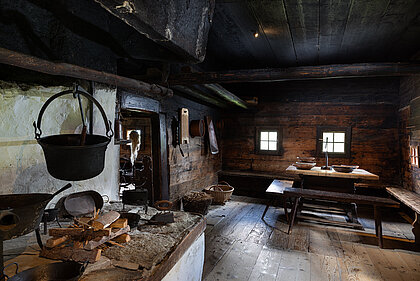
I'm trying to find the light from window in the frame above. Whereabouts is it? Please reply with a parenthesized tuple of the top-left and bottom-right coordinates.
(410, 145, 419, 167)
(260, 131, 277, 151)
(322, 132, 345, 153)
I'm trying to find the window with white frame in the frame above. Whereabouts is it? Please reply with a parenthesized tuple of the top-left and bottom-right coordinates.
(317, 126, 351, 158)
(256, 127, 282, 155)
(322, 132, 346, 153)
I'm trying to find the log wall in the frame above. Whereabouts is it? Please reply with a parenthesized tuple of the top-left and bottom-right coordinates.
(399, 75, 420, 194)
(161, 95, 222, 201)
(222, 78, 401, 192)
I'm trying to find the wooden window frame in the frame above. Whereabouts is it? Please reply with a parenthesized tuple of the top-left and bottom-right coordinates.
(410, 145, 419, 167)
(316, 126, 351, 158)
(255, 126, 283, 155)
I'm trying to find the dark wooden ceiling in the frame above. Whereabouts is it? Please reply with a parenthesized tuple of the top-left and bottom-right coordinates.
(201, 0, 420, 70)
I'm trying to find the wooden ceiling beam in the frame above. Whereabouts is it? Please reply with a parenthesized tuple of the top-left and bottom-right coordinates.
(172, 85, 229, 108)
(203, 84, 248, 109)
(167, 62, 420, 85)
(0, 47, 172, 98)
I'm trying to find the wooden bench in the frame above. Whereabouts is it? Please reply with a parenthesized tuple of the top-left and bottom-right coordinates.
(386, 186, 420, 247)
(284, 188, 399, 248)
(261, 180, 294, 221)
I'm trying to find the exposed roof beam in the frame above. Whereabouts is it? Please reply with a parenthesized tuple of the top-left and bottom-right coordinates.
(0, 47, 172, 98)
(203, 84, 248, 109)
(172, 85, 228, 108)
(167, 62, 420, 85)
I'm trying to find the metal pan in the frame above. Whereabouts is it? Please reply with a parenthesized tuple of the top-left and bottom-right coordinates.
(7, 261, 86, 281)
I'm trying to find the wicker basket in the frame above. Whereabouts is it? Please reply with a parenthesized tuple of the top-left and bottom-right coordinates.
(183, 192, 213, 215)
(204, 181, 234, 204)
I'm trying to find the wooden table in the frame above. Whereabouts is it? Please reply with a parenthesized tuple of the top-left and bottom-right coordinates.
(285, 165, 379, 226)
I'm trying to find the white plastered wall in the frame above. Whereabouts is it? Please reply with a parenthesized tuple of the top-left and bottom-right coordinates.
(0, 80, 119, 203)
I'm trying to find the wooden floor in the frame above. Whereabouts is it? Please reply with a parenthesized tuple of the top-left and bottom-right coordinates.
(203, 195, 420, 281)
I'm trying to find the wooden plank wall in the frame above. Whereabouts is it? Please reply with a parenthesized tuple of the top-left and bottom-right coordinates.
(222, 78, 400, 190)
(161, 95, 222, 201)
(399, 75, 420, 194)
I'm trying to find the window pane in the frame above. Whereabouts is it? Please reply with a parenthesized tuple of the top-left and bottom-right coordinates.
(268, 141, 277, 151)
(268, 132, 277, 141)
(261, 132, 269, 141)
(260, 140, 268, 150)
(323, 132, 333, 143)
(334, 143, 345, 153)
(322, 142, 334, 152)
(334, 132, 345, 142)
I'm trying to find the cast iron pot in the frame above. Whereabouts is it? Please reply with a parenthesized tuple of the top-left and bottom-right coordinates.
(6, 261, 86, 281)
(0, 183, 71, 241)
(33, 88, 113, 181)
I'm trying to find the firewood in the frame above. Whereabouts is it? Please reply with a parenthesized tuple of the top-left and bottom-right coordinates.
(91, 211, 120, 229)
(106, 240, 125, 248)
(75, 217, 93, 226)
(112, 234, 131, 243)
(40, 247, 101, 263)
(109, 218, 128, 228)
(49, 227, 111, 238)
(84, 226, 130, 250)
(112, 260, 139, 271)
(46, 236, 69, 248)
(73, 241, 84, 249)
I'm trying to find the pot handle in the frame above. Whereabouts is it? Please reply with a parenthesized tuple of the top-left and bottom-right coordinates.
(51, 183, 72, 198)
(33, 86, 114, 139)
(2, 262, 19, 280)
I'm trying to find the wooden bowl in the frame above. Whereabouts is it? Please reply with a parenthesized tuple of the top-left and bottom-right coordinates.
(293, 162, 316, 170)
(297, 156, 316, 163)
(332, 165, 359, 173)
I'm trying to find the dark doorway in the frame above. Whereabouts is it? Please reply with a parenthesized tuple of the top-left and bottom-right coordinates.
(119, 109, 162, 203)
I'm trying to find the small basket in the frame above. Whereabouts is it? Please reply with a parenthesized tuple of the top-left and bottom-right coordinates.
(183, 192, 213, 215)
(204, 181, 234, 204)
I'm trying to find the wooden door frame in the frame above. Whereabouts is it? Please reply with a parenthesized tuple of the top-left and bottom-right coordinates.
(119, 91, 169, 201)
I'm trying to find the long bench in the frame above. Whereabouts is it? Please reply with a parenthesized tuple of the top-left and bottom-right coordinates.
(284, 187, 400, 248)
(261, 179, 294, 221)
(386, 186, 420, 247)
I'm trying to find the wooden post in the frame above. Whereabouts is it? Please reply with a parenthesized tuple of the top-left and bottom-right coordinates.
(374, 206, 383, 248)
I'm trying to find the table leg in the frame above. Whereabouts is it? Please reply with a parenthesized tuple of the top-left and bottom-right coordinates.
(288, 197, 300, 235)
(374, 206, 383, 248)
(283, 197, 289, 223)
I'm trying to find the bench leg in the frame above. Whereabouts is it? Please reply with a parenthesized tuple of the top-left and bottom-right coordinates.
(374, 206, 383, 248)
(283, 197, 289, 223)
(288, 197, 300, 235)
(413, 213, 420, 250)
(262, 200, 271, 220)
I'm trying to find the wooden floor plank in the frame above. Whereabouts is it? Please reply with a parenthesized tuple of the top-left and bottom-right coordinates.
(275, 250, 310, 281)
(248, 245, 283, 281)
(203, 195, 420, 281)
(205, 240, 263, 281)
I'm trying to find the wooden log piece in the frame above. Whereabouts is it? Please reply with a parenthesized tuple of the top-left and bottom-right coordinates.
(92, 211, 120, 229)
(109, 218, 128, 229)
(112, 234, 131, 243)
(40, 247, 102, 263)
(49, 228, 111, 238)
(84, 226, 130, 250)
(45, 236, 69, 248)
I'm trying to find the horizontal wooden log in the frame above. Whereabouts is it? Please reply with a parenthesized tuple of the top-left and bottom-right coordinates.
(49, 228, 111, 238)
(40, 247, 101, 263)
(0, 47, 172, 98)
(172, 85, 229, 108)
(45, 236, 69, 248)
(91, 211, 120, 229)
(109, 218, 128, 229)
(84, 226, 130, 250)
(112, 234, 131, 243)
(203, 84, 247, 109)
(167, 62, 420, 84)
